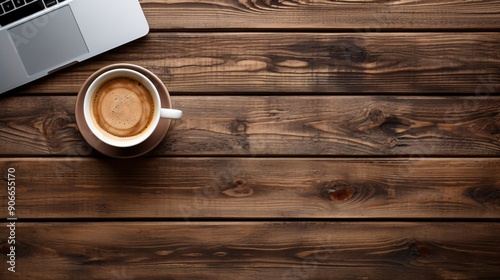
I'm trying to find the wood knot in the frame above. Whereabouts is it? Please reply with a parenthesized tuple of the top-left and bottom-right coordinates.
(32, 111, 75, 153)
(229, 119, 251, 151)
(409, 241, 432, 257)
(319, 180, 387, 204)
(379, 115, 412, 135)
(334, 41, 368, 63)
(369, 108, 385, 124)
(322, 180, 355, 202)
(368, 108, 413, 135)
(465, 187, 500, 207)
(229, 119, 248, 135)
(222, 179, 254, 198)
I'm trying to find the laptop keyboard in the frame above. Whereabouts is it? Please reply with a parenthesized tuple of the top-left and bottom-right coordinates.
(0, 0, 65, 26)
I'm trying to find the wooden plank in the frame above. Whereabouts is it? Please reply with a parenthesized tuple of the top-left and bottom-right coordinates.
(1, 222, 499, 279)
(15, 32, 500, 94)
(139, 0, 500, 30)
(1, 96, 499, 156)
(1, 158, 499, 219)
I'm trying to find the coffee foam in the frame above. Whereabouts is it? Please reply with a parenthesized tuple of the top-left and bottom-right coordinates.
(91, 77, 155, 138)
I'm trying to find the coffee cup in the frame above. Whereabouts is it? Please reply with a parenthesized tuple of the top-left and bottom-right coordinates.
(83, 68, 182, 148)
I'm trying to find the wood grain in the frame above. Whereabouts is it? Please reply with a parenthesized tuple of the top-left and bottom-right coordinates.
(1, 222, 499, 279)
(139, 0, 500, 30)
(1, 158, 499, 219)
(16, 32, 500, 94)
(1, 96, 499, 156)
(0, 1, 498, 279)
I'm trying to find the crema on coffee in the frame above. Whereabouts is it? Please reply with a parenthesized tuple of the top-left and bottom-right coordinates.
(91, 77, 155, 138)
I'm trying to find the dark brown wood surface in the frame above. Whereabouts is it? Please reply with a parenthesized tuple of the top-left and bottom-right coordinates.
(1, 222, 500, 280)
(1, 96, 499, 156)
(1, 158, 499, 219)
(18, 33, 500, 94)
(1, 0, 499, 279)
(139, 0, 500, 31)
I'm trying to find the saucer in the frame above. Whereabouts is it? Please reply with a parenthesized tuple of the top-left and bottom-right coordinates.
(75, 64, 172, 158)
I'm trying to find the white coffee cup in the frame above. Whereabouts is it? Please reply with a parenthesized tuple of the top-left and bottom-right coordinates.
(83, 68, 182, 148)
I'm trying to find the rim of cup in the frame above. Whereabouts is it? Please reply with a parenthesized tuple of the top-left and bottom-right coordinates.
(83, 68, 161, 148)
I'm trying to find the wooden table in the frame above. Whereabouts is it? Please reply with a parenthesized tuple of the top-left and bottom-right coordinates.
(1, 1, 500, 279)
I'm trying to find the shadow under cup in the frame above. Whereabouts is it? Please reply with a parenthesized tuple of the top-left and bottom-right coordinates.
(76, 64, 182, 158)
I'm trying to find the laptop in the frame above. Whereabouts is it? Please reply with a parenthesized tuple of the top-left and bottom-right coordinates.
(0, 0, 149, 94)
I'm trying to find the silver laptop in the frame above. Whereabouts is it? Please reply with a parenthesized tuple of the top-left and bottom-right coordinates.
(0, 0, 149, 94)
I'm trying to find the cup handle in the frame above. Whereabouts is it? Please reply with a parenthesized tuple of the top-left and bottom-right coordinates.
(160, 108, 183, 119)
